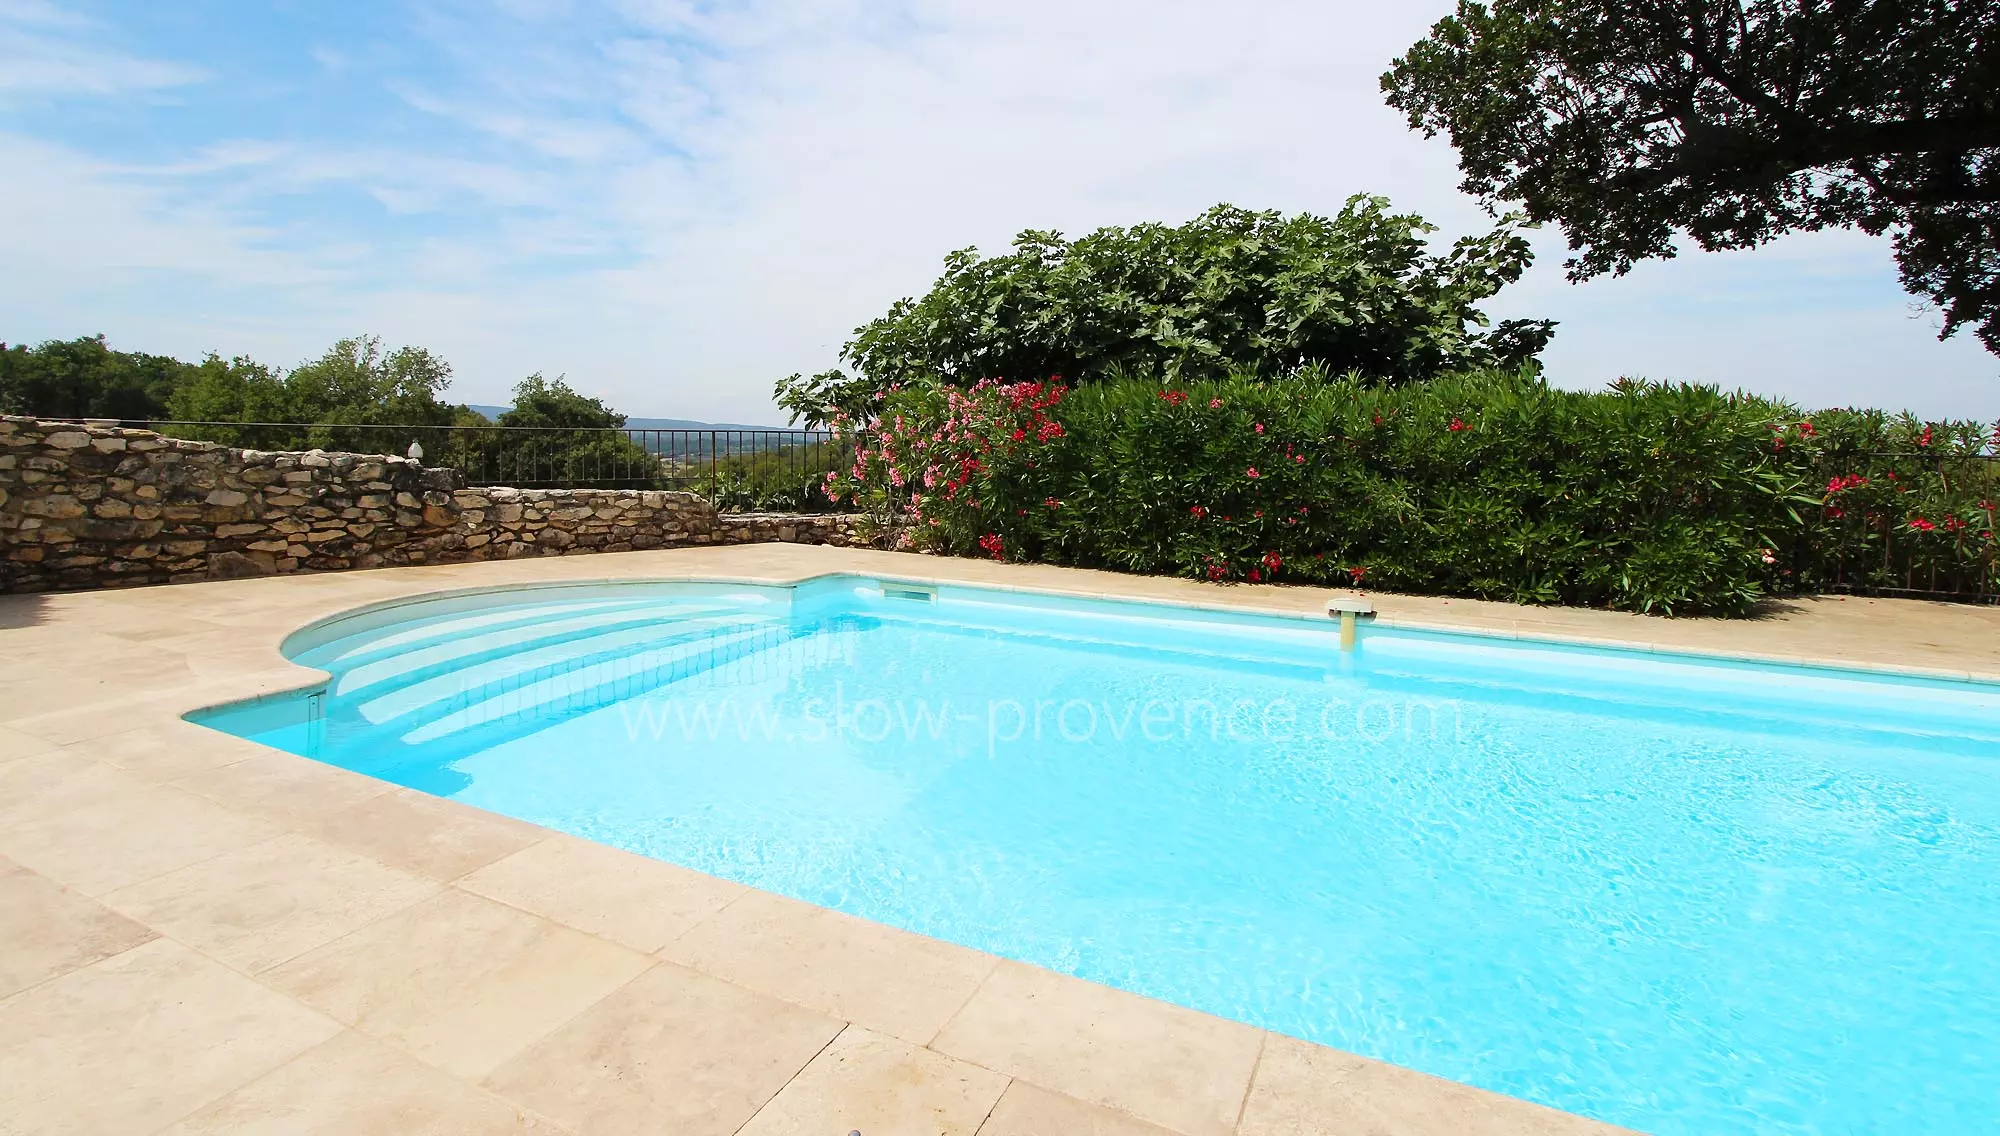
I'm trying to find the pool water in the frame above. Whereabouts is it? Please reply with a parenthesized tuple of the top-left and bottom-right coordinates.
(192, 576, 2000, 1135)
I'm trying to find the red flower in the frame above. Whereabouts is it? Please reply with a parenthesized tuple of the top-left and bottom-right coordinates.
(1448, 417, 1467, 432)
(1247, 568, 1263, 583)
(1245, 467, 1261, 479)
(1209, 398, 1224, 409)
(977, 533, 1006, 559)
(1797, 420, 1816, 436)
(1206, 563, 1226, 581)
(1253, 423, 1265, 434)
(1044, 497, 1061, 509)
(1262, 551, 1282, 572)
(1158, 390, 1188, 405)
(1190, 505, 1207, 517)
(1919, 425, 1934, 447)
(1908, 517, 1937, 532)
(1010, 428, 1026, 442)
(1347, 565, 1366, 583)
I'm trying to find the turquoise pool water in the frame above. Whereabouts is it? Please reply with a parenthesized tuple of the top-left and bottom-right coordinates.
(193, 576, 2000, 1135)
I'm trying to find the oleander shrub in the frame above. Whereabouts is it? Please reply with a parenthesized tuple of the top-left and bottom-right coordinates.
(825, 369, 1999, 616)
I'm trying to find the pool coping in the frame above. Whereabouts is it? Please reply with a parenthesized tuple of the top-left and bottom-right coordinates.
(8, 544, 1996, 1134)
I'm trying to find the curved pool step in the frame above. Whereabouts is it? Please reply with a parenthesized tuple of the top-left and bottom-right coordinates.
(331, 601, 748, 695)
(349, 615, 772, 726)
(400, 621, 796, 745)
(316, 595, 659, 666)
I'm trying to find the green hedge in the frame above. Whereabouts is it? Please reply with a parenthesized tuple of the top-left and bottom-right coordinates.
(827, 370, 1999, 615)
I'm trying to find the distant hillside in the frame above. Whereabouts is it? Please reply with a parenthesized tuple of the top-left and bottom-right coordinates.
(464, 404, 787, 431)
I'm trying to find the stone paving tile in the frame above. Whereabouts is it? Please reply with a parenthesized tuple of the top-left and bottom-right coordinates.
(263, 888, 655, 1079)
(294, 786, 548, 881)
(81, 721, 280, 782)
(977, 1081, 1186, 1136)
(457, 833, 745, 953)
(0, 764, 288, 897)
(0, 857, 156, 1000)
(1236, 1033, 1638, 1136)
(0, 726, 56, 764)
(103, 832, 439, 974)
(663, 886, 1000, 1046)
(160, 1030, 566, 1136)
(0, 938, 340, 1135)
(482, 961, 843, 1136)
(1, 682, 208, 745)
(931, 961, 1264, 1136)
(0, 751, 124, 820)
(170, 748, 397, 828)
(736, 1024, 1009, 1136)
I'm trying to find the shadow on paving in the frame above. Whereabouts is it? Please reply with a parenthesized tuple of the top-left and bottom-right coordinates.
(0, 594, 47, 630)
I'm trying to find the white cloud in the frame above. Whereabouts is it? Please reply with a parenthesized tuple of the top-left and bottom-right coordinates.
(0, 1, 205, 95)
(1, 0, 1994, 422)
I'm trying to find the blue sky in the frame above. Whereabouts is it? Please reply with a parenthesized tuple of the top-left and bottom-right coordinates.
(4, 0, 1996, 421)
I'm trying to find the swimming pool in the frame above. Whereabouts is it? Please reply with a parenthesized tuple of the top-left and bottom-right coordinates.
(192, 575, 2000, 1135)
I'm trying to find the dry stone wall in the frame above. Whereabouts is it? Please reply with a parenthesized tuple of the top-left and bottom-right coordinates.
(0, 416, 866, 593)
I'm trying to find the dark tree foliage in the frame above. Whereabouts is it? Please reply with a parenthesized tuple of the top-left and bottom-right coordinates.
(469, 374, 660, 488)
(0, 335, 190, 419)
(497, 373, 629, 430)
(166, 335, 467, 451)
(778, 198, 1554, 425)
(1383, 1, 2000, 354)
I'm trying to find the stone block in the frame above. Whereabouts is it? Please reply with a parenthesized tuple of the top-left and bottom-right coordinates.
(207, 550, 277, 579)
(25, 494, 86, 519)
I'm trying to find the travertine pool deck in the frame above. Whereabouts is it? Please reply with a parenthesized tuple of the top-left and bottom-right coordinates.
(3, 545, 1995, 1135)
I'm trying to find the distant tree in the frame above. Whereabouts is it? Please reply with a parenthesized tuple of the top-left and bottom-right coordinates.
(1382, 0, 2000, 354)
(167, 336, 466, 451)
(0, 335, 190, 419)
(498, 373, 629, 430)
(282, 336, 462, 428)
(777, 198, 1554, 425)
(164, 355, 296, 446)
(464, 374, 659, 488)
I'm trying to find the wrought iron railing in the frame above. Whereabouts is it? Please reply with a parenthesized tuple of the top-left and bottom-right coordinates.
(80, 420, 849, 513)
(1799, 451, 1999, 604)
